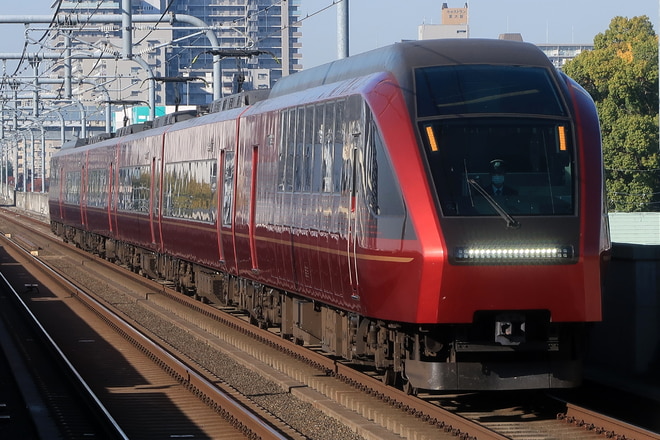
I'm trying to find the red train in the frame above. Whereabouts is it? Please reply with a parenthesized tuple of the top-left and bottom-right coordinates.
(49, 39, 609, 392)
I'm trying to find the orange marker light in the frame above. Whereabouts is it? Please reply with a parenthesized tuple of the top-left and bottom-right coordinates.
(426, 126, 438, 152)
(558, 125, 567, 151)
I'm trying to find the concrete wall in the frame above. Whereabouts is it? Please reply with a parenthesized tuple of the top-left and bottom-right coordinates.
(0, 185, 49, 220)
(15, 191, 50, 219)
(0, 183, 15, 206)
(587, 243, 660, 379)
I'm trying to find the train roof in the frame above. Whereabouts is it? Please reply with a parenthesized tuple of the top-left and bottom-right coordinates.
(58, 39, 557, 152)
(270, 38, 555, 98)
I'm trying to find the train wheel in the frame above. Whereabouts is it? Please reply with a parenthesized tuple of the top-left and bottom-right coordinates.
(403, 380, 418, 396)
(381, 368, 396, 386)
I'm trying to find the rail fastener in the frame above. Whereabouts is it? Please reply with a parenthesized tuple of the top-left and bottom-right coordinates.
(559, 403, 660, 440)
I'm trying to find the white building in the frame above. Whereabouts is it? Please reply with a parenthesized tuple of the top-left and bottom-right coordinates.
(418, 3, 469, 40)
(536, 44, 594, 69)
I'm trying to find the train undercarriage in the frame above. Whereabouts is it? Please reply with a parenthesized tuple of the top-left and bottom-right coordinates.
(53, 221, 585, 393)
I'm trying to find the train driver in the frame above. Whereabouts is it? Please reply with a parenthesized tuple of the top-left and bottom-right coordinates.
(487, 159, 517, 196)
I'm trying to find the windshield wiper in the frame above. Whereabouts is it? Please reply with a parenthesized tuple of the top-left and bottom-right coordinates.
(468, 179, 521, 229)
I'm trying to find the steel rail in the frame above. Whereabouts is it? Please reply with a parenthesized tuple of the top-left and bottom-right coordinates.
(1, 209, 508, 440)
(0, 237, 129, 439)
(158, 286, 509, 440)
(8, 209, 657, 440)
(560, 403, 660, 440)
(1, 228, 291, 440)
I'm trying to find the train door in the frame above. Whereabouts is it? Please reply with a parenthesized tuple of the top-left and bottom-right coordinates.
(81, 159, 88, 227)
(155, 132, 167, 251)
(55, 163, 64, 221)
(107, 162, 113, 233)
(112, 161, 120, 235)
(111, 143, 120, 236)
(232, 113, 263, 276)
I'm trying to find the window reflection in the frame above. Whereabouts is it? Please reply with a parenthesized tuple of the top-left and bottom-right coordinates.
(271, 94, 405, 238)
(278, 100, 348, 195)
(222, 152, 234, 227)
(118, 166, 151, 212)
(65, 171, 81, 204)
(87, 169, 109, 208)
(163, 160, 218, 223)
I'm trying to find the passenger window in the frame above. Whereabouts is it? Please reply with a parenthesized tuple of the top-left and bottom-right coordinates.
(312, 104, 324, 193)
(222, 151, 235, 226)
(163, 160, 217, 222)
(332, 100, 345, 193)
(321, 102, 335, 193)
(302, 105, 315, 192)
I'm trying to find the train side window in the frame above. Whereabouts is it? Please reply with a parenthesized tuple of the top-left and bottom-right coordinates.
(87, 169, 109, 208)
(294, 107, 305, 192)
(312, 103, 324, 193)
(277, 109, 288, 191)
(118, 165, 150, 213)
(343, 96, 363, 195)
(65, 171, 81, 204)
(117, 168, 130, 210)
(321, 102, 335, 193)
(222, 151, 235, 226)
(134, 166, 151, 213)
(285, 108, 296, 192)
(162, 160, 217, 222)
(302, 105, 315, 193)
(153, 158, 161, 216)
(50, 161, 59, 182)
(333, 99, 345, 194)
(210, 161, 218, 220)
(87, 169, 98, 207)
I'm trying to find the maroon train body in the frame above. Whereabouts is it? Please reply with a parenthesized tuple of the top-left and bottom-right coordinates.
(49, 39, 609, 391)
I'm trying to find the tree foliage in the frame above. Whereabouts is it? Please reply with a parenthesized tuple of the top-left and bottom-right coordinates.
(563, 16, 659, 212)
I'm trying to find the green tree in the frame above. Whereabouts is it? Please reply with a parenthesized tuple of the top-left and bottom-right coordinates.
(563, 16, 659, 212)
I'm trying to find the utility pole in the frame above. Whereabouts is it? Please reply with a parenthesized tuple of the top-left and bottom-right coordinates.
(121, 0, 133, 59)
(337, 0, 349, 59)
(282, 0, 290, 76)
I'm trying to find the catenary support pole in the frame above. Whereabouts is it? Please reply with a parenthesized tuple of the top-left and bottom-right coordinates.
(337, 0, 349, 59)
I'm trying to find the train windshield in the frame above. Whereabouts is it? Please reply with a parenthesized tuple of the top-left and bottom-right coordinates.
(415, 65, 575, 217)
(416, 65, 566, 117)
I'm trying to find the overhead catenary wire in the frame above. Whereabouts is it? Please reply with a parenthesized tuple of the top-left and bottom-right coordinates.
(1, 0, 346, 132)
(133, 0, 175, 47)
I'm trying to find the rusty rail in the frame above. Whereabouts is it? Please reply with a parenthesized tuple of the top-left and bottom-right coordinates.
(560, 403, 660, 440)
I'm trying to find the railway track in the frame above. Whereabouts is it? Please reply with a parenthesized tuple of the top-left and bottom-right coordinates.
(0, 211, 292, 439)
(0, 270, 120, 439)
(1, 207, 658, 440)
(560, 403, 660, 440)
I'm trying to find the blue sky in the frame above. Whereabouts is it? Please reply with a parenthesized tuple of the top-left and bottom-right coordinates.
(299, 0, 658, 68)
(0, 0, 656, 69)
